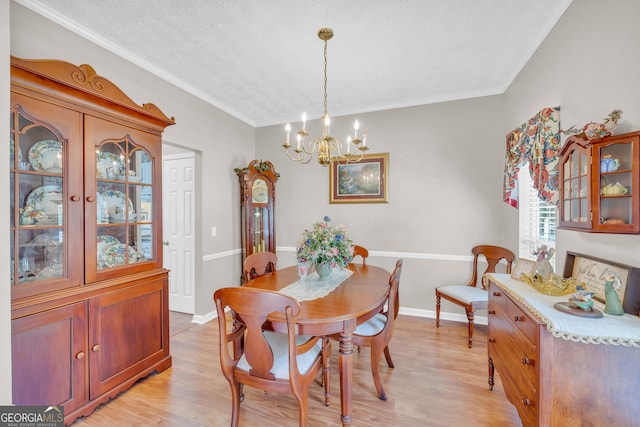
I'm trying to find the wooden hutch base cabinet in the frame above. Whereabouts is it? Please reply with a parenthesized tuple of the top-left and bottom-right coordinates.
(10, 57, 175, 424)
(486, 273, 640, 427)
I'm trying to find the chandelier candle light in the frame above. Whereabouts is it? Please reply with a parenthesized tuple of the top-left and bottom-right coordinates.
(282, 28, 369, 166)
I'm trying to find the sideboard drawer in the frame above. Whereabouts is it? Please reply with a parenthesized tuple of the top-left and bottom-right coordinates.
(489, 282, 537, 343)
(488, 303, 537, 390)
(497, 364, 537, 427)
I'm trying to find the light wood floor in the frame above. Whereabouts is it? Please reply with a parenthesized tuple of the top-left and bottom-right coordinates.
(72, 312, 522, 426)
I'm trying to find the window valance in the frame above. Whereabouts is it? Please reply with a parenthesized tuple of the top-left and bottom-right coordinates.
(503, 107, 561, 208)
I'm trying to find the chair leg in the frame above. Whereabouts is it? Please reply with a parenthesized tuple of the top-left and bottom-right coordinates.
(435, 293, 441, 327)
(466, 310, 475, 348)
(294, 389, 310, 427)
(230, 380, 242, 427)
(383, 345, 394, 369)
(370, 344, 387, 401)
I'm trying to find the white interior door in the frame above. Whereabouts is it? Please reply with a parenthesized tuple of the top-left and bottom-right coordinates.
(163, 153, 195, 314)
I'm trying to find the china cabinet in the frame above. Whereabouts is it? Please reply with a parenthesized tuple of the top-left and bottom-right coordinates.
(559, 131, 640, 233)
(10, 57, 175, 424)
(236, 160, 279, 282)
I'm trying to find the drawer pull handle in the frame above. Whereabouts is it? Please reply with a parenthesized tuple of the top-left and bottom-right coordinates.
(492, 291, 502, 297)
(488, 309, 496, 315)
(488, 337, 496, 343)
(522, 398, 532, 407)
(513, 315, 523, 322)
(521, 357, 532, 366)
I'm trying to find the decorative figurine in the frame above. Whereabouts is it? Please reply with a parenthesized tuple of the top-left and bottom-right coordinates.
(604, 273, 625, 315)
(568, 287, 596, 311)
(533, 245, 555, 280)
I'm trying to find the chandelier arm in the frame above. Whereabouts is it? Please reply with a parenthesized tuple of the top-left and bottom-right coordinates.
(284, 147, 312, 164)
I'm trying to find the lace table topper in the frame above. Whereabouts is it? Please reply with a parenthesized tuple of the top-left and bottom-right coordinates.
(487, 273, 640, 347)
(279, 267, 353, 302)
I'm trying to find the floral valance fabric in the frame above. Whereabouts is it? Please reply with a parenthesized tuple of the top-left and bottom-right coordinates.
(503, 107, 561, 208)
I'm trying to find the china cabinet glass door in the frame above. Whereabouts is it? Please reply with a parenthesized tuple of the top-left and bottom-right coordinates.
(560, 138, 591, 230)
(85, 116, 161, 282)
(10, 100, 83, 298)
(591, 134, 639, 233)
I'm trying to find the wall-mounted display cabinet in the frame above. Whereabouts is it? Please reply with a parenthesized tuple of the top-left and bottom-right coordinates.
(559, 131, 640, 233)
(10, 57, 175, 424)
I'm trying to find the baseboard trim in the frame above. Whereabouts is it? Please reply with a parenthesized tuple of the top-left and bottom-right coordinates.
(399, 307, 487, 326)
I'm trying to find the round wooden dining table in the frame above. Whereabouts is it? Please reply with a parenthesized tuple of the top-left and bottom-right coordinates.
(245, 263, 391, 426)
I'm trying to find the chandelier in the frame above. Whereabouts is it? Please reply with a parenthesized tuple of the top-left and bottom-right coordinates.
(282, 28, 369, 167)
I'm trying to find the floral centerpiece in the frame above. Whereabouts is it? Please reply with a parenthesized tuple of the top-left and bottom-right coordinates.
(296, 216, 354, 278)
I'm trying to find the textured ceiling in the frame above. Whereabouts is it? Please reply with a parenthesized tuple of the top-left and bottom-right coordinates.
(18, 0, 572, 127)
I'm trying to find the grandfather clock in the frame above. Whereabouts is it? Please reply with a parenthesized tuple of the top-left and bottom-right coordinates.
(236, 160, 279, 280)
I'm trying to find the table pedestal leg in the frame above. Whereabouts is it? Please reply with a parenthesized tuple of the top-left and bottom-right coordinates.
(339, 320, 355, 426)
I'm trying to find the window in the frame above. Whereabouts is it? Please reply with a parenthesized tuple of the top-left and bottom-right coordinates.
(518, 163, 557, 267)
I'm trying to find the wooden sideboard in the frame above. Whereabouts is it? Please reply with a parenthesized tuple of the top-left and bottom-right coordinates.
(486, 273, 640, 427)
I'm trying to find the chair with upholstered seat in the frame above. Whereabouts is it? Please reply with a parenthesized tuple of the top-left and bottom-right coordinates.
(352, 245, 369, 265)
(242, 251, 277, 283)
(435, 245, 515, 348)
(332, 259, 403, 401)
(214, 287, 331, 427)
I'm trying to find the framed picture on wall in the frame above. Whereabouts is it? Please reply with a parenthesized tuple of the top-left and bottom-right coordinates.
(329, 153, 389, 203)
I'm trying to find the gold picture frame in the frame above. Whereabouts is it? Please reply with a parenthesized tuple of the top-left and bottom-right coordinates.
(329, 153, 389, 204)
(511, 258, 537, 281)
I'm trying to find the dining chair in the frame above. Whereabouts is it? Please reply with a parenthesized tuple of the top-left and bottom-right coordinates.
(214, 287, 331, 427)
(352, 245, 369, 265)
(435, 245, 515, 348)
(331, 259, 403, 401)
(243, 251, 277, 283)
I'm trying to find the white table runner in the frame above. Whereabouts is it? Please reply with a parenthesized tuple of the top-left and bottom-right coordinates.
(279, 267, 353, 302)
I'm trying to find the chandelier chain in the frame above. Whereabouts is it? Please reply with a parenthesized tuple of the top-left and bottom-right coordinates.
(323, 38, 328, 117)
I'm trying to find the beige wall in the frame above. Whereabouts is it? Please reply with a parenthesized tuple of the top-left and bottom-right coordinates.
(256, 95, 515, 313)
(504, 0, 640, 270)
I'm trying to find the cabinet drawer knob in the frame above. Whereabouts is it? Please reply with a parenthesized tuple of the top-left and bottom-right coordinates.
(86, 196, 96, 203)
(92, 344, 100, 352)
(488, 309, 496, 315)
(513, 315, 523, 322)
(521, 356, 532, 366)
(492, 291, 502, 297)
(70, 195, 80, 202)
(76, 351, 85, 360)
(488, 337, 496, 343)
(522, 398, 532, 407)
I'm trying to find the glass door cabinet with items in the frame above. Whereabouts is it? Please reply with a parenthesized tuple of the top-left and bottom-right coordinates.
(559, 131, 640, 233)
(236, 160, 279, 282)
(10, 57, 175, 424)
